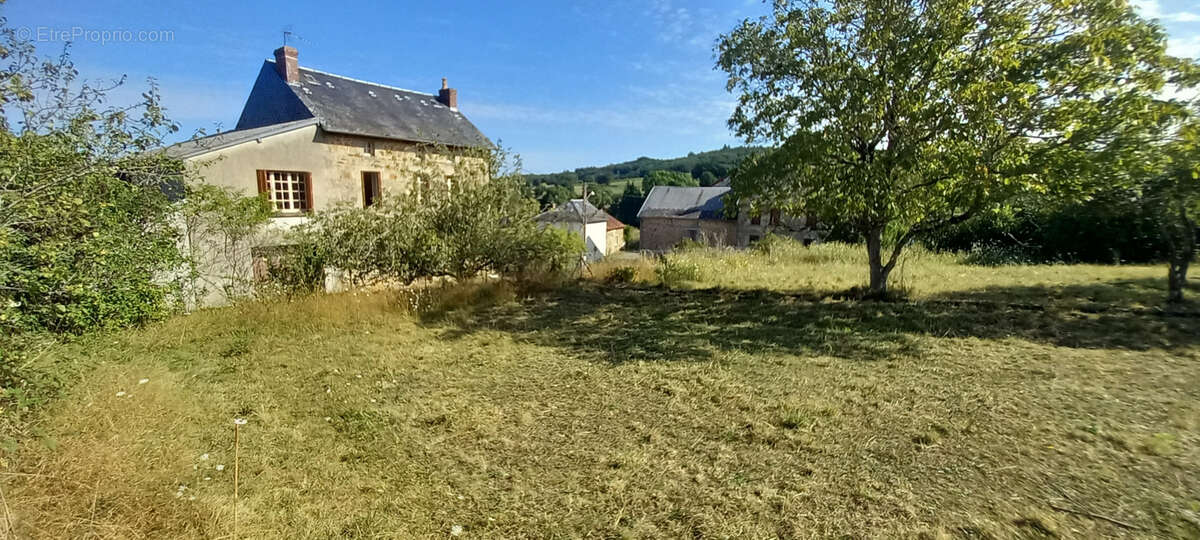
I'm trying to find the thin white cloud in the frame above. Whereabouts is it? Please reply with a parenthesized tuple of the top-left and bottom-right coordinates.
(1168, 34, 1200, 58)
(1131, 0, 1200, 23)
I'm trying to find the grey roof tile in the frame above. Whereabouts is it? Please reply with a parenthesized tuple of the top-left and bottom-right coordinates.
(290, 64, 490, 148)
(536, 199, 609, 224)
(160, 118, 319, 159)
(637, 186, 731, 220)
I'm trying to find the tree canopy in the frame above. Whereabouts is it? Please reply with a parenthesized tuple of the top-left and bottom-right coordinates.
(718, 0, 1198, 295)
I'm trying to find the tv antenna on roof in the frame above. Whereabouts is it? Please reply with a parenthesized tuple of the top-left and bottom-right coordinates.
(281, 25, 309, 47)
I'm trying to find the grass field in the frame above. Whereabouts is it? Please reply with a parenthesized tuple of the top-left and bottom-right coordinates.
(4, 243, 1200, 538)
(575, 177, 642, 198)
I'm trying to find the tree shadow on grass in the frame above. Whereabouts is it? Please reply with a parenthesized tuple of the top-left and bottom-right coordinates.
(926, 276, 1199, 311)
(424, 280, 1200, 365)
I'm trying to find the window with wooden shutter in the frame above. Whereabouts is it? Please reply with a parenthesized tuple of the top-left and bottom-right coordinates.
(362, 171, 381, 207)
(257, 170, 313, 213)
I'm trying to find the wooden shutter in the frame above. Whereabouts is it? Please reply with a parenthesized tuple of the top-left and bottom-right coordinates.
(304, 172, 314, 213)
(256, 170, 268, 195)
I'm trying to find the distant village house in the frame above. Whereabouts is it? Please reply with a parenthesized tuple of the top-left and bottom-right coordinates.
(534, 199, 625, 261)
(636, 180, 819, 251)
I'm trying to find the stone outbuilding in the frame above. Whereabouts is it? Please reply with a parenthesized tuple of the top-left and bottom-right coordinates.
(636, 185, 820, 252)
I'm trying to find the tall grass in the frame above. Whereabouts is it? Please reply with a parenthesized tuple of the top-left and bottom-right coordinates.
(587, 239, 1173, 308)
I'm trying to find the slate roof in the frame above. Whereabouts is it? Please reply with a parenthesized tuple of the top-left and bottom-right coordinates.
(637, 186, 732, 220)
(235, 61, 490, 148)
(535, 199, 609, 225)
(161, 118, 319, 159)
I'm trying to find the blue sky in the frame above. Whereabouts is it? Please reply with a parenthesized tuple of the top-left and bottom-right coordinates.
(6, 0, 1199, 173)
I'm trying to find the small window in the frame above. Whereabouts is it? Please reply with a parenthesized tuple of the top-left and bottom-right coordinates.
(749, 235, 761, 244)
(750, 214, 761, 225)
(364, 141, 375, 156)
(362, 171, 381, 207)
(257, 170, 312, 213)
(769, 209, 781, 226)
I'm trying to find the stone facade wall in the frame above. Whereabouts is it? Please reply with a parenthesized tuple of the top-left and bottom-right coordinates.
(640, 217, 737, 252)
(606, 228, 626, 254)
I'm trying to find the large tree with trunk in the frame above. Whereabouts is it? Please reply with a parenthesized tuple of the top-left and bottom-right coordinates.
(1140, 117, 1200, 303)
(717, 0, 1195, 296)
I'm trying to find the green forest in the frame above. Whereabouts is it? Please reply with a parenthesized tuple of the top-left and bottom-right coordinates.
(524, 145, 761, 187)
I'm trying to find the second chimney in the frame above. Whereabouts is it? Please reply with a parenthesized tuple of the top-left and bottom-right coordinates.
(437, 77, 458, 109)
(274, 46, 299, 84)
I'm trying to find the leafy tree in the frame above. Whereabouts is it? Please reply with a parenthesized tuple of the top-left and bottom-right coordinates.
(643, 170, 699, 192)
(612, 182, 646, 226)
(718, 0, 1193, 295)
(589, 186, 618, 209)
(534, 183, 572, 209)
(1139, 117, 1200, 303)
(698, 170, 719, 186)
(0, 16, 184, 334)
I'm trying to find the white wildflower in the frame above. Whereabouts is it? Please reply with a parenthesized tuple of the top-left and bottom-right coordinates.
(115, 391, 126, 397)
(450, 525, 464, 536)
(188, 495, 196, 501)
(203, 476, 211, 481)
(215, 464, 225, 472)
(200, 453, 209, 461)
(324, 417, 331, 421)
(138, 378, 150, 385)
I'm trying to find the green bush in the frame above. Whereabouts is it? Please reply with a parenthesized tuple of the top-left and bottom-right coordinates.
(282, 153, 584, 290)
(752, 233, 791, 256)
(0, 28, 185, 335)
(656, 256, 702, 287)
(605, 266, 636, 284)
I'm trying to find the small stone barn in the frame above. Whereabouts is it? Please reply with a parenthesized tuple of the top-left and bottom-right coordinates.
(636, 186, 737, 251)
(637, 184, 822, 252)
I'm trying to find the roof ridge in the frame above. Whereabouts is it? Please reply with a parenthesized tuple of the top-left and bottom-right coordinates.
(266, 59, 436, 97)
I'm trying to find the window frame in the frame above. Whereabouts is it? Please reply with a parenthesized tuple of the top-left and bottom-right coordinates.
(256, 169, 314, 215)
(362, 171, 381, 207)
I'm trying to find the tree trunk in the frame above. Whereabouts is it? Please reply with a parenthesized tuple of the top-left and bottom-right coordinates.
(1168, 257, 1188, 303)
(1163, 201, 1195, 304)
(866, 227, 891, 297)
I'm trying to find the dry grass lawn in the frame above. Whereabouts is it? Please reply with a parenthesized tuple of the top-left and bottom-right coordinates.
(3, 243, 1199, 538)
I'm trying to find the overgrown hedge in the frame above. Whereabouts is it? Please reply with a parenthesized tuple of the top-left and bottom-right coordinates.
(924, 191, 1167, 264)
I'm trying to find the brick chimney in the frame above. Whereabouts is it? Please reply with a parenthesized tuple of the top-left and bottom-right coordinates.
(437, 77, 458, 109)
(274, 46, 299, 84)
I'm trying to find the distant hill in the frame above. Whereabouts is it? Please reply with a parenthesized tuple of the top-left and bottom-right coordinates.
(525, 145, 763, 188)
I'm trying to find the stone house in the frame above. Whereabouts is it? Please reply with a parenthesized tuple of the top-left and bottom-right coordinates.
(164, 46, 489, 306)
(636, 184, 819, 252)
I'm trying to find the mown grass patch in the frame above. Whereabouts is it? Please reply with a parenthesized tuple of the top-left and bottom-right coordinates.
(3, 254, 1199, 538)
